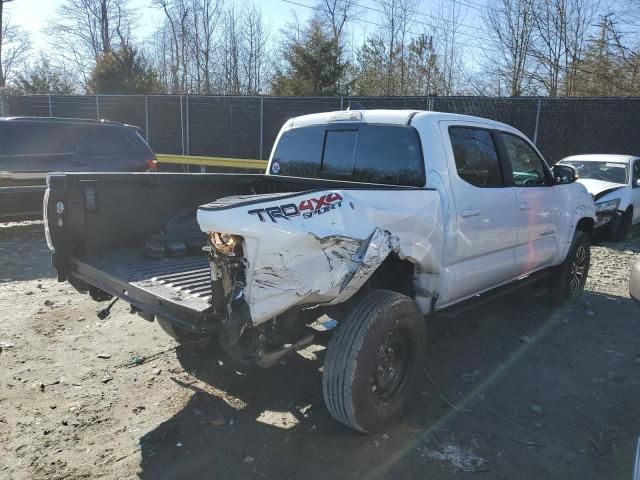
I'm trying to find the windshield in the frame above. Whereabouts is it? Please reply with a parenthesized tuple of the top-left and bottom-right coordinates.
(561, 160, 628, 184)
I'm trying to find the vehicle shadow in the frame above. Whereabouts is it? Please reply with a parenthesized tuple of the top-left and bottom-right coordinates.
(137, 288, 640, 480)
(592, 224, 640, 251)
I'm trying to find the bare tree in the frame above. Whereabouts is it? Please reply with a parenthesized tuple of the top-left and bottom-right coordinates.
(190, 0, 223, 93)
(0, 0, 13, 87)
(0, 1, 30, 88)
(317, 0, 357, 44)
(240, 3, 270, 94)
(47, 0, 135, 89)
(373, 0, 418, 95)
(2, 20, 30, 86)
(153, 0, 190, 93)
(529, 0, 597, 96)
(316, 0, 357, 93)
(433, 0, 467, 95)
(484, 0, 537, 96)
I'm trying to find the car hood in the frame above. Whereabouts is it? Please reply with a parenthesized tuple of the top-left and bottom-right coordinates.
(576, 179, 626, 201)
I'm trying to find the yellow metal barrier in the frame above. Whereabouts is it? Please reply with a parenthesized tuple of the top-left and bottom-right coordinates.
(156, 153, 268, 170)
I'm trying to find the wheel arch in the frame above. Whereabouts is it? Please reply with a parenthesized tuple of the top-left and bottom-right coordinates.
(367, 253, 416, 298)
(575, 216, 594, 239)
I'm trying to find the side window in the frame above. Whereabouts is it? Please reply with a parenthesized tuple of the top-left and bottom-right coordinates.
(4, 124, 76, 156)
(500, 133, 548, 187)
(352, 125, 424, 186)
(73, 126, 138, 155)
(449, 127, 503, 187)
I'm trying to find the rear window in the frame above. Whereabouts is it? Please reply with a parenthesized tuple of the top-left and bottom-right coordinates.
(4, 124, 77, 155)
(271, 123, 425, 186)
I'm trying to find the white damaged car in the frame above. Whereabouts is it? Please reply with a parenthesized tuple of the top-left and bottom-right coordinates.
(558, 154, 640, 241)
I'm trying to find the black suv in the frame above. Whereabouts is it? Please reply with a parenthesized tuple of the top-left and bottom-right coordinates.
(0, 117, 156, 219)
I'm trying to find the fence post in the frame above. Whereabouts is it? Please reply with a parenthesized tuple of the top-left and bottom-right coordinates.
(533, 97, 542, 144)
(179, 95, 185, 156)
(426, 95, 435, 111)
(259, 96, 264, 160)
(48, 95, 52, 117)
(185, 94, 190, 156)
(96, 95, 100, 120)
(340, 96, 344, 110)
(0, 94, 7, 116)
(144, 95, 149, 142)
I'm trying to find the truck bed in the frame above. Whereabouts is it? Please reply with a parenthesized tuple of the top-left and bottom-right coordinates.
(47, 172, 408, 332)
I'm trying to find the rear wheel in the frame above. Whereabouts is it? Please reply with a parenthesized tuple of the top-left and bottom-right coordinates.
(547, 230, 590, 305)
(156, 317, 211, 347)
(322, 290, 426, 433)
(608, 208, 632, 241)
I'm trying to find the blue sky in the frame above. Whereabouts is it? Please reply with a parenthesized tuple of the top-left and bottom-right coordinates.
(6, 0, 312, 51)
(6, 0, 486, 49)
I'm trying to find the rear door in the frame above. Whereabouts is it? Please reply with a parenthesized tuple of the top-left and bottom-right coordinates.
(442, 123, 518, 301)
(497, 131, 561, 274)
(1, 122, 86, 186)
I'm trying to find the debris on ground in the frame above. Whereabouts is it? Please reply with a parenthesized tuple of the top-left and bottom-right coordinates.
(101, 372, 113, 384)
(424, 444, 487, 472)
(97, 353, 112, 359)
(530, 404, 544, 414)
(243, 456, 254, 463)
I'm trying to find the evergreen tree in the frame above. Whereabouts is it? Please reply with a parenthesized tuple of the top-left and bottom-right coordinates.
(88, 44, 162, 94)
(272, 18, 347, 96)
(18, 57, 75, 94)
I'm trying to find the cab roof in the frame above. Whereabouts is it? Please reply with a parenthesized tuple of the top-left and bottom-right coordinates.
(560, 154, 639, 164)
(288, 109, 519, 132)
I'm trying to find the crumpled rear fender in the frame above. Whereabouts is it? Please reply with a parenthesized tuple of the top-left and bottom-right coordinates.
(197, 188, 442, 325)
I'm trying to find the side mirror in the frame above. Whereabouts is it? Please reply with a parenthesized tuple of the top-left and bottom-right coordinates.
(552, 164, 577, 185)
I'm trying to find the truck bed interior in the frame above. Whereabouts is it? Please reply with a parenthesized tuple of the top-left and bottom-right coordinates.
(48, 173, 406, 325)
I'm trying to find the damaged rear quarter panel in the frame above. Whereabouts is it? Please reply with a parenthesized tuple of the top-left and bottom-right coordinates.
(197, 189, 443, 325)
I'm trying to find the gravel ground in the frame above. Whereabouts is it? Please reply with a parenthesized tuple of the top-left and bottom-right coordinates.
(1, 221, 640, 480)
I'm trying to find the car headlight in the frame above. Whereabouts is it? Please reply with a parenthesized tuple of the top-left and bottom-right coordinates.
(595, 198, 621, 213)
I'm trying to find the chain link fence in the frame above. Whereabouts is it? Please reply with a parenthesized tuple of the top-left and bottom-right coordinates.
(4, 94, 640, 164)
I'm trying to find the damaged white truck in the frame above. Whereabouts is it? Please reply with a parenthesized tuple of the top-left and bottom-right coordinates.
(44, 110, 596, 433)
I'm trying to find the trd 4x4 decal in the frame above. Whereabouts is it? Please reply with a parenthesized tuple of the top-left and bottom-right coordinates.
(248, 193, 344, 223)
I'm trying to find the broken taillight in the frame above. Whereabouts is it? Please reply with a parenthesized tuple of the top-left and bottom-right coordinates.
(146, 158, 158, 172)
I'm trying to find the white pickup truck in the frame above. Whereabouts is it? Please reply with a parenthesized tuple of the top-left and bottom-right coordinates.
(45, 110, 596, 432)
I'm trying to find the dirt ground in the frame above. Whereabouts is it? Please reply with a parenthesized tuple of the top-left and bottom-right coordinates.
(1, 221, 640, 480)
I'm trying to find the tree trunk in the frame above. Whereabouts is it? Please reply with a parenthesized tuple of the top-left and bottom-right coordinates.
(0, 0, 5, 87)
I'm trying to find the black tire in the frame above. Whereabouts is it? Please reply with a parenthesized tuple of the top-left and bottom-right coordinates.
(608, 208, 632, 241)
(157, 317, 211, 346)
(547, 230, 590, 305)
(322, 289, 426, 433)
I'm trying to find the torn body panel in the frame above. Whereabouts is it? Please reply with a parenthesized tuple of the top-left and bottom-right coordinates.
(197, 188, 444, 326)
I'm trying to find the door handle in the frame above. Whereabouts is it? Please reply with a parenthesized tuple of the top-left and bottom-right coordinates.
(519, 202, 531, 211)
(461, 207, 480, 217)
(72, 162, 89, 167)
